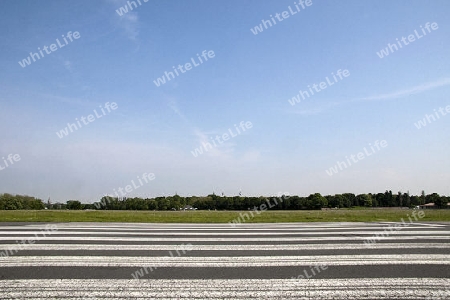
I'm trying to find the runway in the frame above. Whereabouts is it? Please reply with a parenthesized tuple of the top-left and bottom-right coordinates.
(0, 222, 449, 299)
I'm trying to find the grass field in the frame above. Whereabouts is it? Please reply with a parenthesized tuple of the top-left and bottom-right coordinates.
(0, 209, 449, 223)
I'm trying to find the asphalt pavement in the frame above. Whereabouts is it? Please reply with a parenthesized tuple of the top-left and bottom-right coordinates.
(0, 222, 449, 299)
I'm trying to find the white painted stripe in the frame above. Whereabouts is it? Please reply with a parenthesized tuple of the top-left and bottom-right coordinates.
(0, 225, 443, 231)
(0, 243, 449, 251)
(385, 222, 447, 227)
(1, 230, 448, 236)
(22, 222, 407, 226)
(0, 223, 448, 299)
(0, 236, 448, 242)
(0, 222, 443, 229)
(1, 254, 448, 267)
(0, 278, 448, 299)
(0, 224, 348, 228)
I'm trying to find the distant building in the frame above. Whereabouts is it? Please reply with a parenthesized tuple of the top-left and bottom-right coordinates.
(418, 203, 450, 209)
(182, 205, 196, 210)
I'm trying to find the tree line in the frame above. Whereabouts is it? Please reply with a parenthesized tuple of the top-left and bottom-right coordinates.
(1, 191, 448, 210)
(0, 194, 45, 210)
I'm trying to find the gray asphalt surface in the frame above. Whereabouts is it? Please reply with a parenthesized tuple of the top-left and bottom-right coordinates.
(0, 222, 449, 299)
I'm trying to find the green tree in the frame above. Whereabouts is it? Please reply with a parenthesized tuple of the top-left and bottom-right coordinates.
(397, 192, 403, 207)
(66, 200, 82, 210)
(359, 194, 372, 207)
(334, 194, 345, 208)
(420, 190, 426, 205)
(306, 193, 327, 210)
(410, 195, 421, 207)
(427, 193, 447, 208)
(403, 192, 411, 207)
(342, 193, 355, 208)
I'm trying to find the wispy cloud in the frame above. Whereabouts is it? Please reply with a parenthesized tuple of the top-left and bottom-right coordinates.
(192, 128, 234, 159)
(108, 0, 140, 42)
(63, 60, 73, 73)
(119, 12, 139, 41)
(360, 78, 450, 101)
(165, 97, 188, 123)
(289, 78, 450, 115)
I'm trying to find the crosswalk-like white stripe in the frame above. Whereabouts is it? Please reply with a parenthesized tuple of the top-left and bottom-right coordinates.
(0, 225, 444, 231)
(0, 243, 449, 251)
(0, 222, 443, 229)
(380, 222, 447, 227)
(1, 254, 448, 267)
(0, 236, 448, 242)
(0, 278, 448, 299)
(1, 222, 448, 299)
(1, 230, 449, 236)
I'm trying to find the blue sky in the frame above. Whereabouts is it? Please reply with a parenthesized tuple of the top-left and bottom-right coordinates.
(1, 0, 449, 203)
